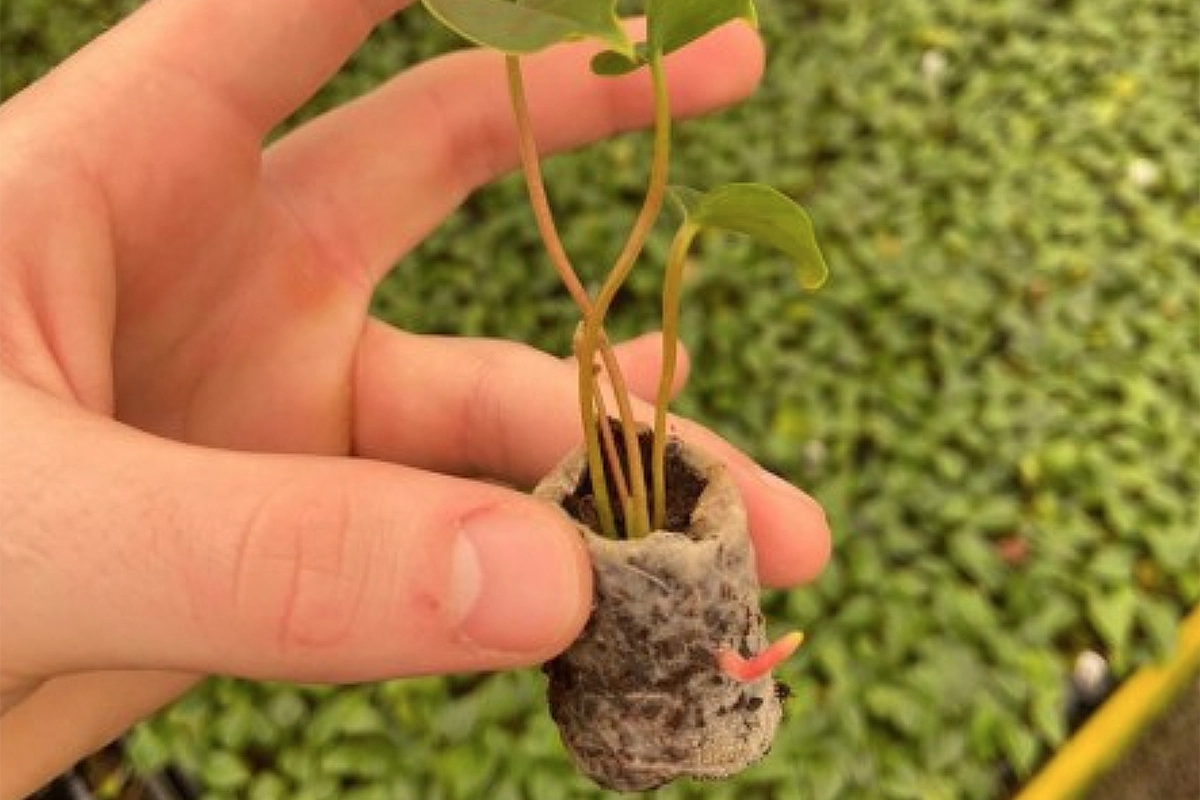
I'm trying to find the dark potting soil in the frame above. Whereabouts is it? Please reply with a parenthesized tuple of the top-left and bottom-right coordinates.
(1087, 678, 1200, 800)
(559, 422, 707, 537)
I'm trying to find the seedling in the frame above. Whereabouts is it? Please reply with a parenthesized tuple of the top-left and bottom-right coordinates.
(421, 0, 829, 790)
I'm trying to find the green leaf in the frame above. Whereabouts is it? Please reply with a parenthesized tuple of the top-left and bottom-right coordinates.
(1146, 526, 1200, 573)
(124, 725, 171, 774)
(591, 0, 757, 74)
(1137, 596, 1181, 661)
(669, 183, 829, 289)
(306, 690, 386, 746)
(948, 533, 1004, 588)
(653, 0, 757, 55)
(421, 0, 633, 56)
(1000, 724, 1043, 777)
(864, 682, 927, 736)
(214, 701, 271, 749)
(591, 44, 644, 75)
(318, 739, 396, 780)
(1087, 584, 1138, 657)
(248, 773, 291, 800)
(1089, 545, 1136, 584)
(265, 689, 307, 729)
(202, 750, 251, 792)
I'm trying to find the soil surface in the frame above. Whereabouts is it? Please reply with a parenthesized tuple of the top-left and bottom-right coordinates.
(1087, 679, 1200, 800)
(561, 422, 706, 537)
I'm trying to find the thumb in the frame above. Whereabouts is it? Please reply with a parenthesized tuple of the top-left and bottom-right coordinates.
(0, 382, 591, 685)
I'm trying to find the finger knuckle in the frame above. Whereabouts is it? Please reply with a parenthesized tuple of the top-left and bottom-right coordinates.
(228, 474, 368, 657)
(458, 342, 537, 476)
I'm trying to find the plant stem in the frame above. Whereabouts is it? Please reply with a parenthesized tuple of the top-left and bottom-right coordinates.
(600, 55, 673, 308)
(594, 381, 633, 515)
(652, 221, 698, 529)
(506, 55, 644, 532)
(505, 56, 590, 311)
(576, 326, 639, 536)
(577, 50, 673, 537)
(575, 329, 618, 539)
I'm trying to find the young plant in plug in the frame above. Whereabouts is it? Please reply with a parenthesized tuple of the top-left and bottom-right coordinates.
(420, 0, 828, 791)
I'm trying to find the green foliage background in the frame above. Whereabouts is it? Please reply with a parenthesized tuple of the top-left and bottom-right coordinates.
(4, 0, 1198, 797)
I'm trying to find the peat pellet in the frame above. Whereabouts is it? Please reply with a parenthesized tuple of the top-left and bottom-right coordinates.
(535, 432, 784, 792)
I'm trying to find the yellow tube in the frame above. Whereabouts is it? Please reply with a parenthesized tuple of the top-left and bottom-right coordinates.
(1015, 605, 1200, 800)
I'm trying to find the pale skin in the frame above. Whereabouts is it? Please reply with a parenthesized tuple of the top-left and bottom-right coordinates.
(0, 1, 831, 797)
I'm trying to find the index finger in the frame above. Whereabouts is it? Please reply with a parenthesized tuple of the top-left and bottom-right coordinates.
(0, 0, 415, 275)
(82, 0, 412, 136)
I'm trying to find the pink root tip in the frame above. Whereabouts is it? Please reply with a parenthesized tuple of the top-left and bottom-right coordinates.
(716, 631, 805, 683)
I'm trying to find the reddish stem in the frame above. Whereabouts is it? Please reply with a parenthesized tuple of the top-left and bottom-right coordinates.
(716, 632, 805, 683)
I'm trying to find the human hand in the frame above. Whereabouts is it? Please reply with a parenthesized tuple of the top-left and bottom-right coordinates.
(0, 1, 830, 796)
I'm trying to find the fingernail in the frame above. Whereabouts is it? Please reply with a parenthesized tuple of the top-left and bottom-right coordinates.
(449, 506, 587, 653)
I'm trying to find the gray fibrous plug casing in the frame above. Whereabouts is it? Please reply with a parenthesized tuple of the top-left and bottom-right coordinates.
(534, 436, 784, 792)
